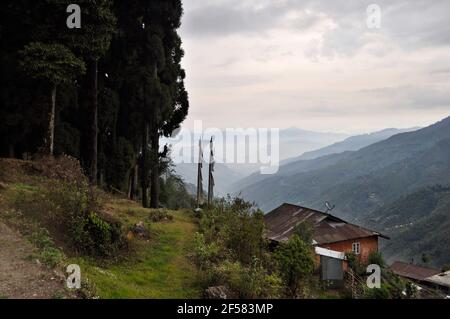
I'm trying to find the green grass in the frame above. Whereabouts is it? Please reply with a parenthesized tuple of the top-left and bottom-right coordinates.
(71, 203, 202, 299)
(10, 183, 40, 192)
(0, 174, 202, 299)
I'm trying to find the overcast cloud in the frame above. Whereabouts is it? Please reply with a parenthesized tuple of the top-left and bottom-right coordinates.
(179, 0, 450, 133)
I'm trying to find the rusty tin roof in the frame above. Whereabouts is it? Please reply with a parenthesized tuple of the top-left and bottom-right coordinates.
(264, 203, 389, 244)
(390, 261, 442, 281)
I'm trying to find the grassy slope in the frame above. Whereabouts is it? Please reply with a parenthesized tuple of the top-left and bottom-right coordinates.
(72, 199, 201, 299)
(0, 159, 201, 299)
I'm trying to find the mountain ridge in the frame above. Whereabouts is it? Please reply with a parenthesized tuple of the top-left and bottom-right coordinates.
(237, 116, 450, 215)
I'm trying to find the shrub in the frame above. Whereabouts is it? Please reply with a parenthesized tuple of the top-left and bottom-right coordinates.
(70, 211, 125, 257)
(206, 259, 282, 299)
(37, 174, 125, 257)
(236, 257, 282, 299)
(293, 221, 314, 244)
(364, 284, 390, 299)
(193, 232, 221, 271)
(345, 252, 366, 276)
(30, 228, 64, 268)
(148, 209, 174, 223)
(275, 235, 315, 298)
(368, 251, 386, 268)
(199, 197, 267, 266)
(405, 281, 419, 298)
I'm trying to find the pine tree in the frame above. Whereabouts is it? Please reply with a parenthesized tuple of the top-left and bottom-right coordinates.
(140, 0, 189, 208)
(20, 43, 86, 155)
(61, 0, 117, 183)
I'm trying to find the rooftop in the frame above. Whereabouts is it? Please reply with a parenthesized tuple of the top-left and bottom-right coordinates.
(424, 271, 450, 288)
(264, 203, 388, 244)
(390, 261, 442, 281)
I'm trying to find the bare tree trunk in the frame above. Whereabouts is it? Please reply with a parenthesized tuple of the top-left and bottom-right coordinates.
(87, 59, 99, 184)
(128, 163, 139, 200)
(150, 124, 159, 208)
(8, 144, 15, 158)
(150, 63, 159, 209)
(133, 163, 139, 200)
(141, 75, 150, 207)
(47, 85, 57, 156)
(128, 172, 133, 199)
(141, 123, 149, 208)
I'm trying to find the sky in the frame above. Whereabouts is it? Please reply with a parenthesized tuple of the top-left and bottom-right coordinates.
(177, 0, 450, 134)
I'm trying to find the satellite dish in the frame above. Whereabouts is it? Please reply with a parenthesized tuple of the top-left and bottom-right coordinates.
(325, 201, 335, 213)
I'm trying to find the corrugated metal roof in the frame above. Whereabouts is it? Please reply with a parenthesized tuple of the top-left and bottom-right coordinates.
(264, 203, 389, 244)
(390, 261, 442, 281)
(425, 271, 450, 288)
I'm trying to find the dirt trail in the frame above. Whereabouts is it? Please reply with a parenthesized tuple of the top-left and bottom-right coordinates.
(0, 222, 66, 299)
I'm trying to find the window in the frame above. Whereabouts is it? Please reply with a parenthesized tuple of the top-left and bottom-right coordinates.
(352, 242, 361, 255)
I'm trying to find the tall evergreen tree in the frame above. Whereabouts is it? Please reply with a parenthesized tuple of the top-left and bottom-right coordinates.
(0, 0, 189, 210)
(20, 43, 85, 155)
(140, 0, 189, 208)
(61, 0, 117, 183)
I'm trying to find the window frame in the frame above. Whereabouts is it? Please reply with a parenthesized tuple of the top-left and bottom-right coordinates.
(352, 242, 361, 255)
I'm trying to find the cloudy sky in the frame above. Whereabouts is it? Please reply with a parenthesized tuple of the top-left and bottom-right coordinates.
(178, 0, 450, 134)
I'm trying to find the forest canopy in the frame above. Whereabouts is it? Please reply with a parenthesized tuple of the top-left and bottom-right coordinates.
(0, 1, 190, 209)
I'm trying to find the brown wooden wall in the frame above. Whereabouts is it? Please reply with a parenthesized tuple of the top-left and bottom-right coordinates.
(318, 236, 379, 264)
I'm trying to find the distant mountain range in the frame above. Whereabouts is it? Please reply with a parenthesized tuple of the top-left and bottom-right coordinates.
(236, 117, 450, 215)
(232, 127, 419, 193)
(233, 116, 450, 266)
(172, 128, 349, 195)
(282, 128, 419, 164)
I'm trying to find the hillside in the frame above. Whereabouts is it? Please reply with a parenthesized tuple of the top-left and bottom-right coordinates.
(283, 128, 419, 164)
(364, 186, 450, 268)
(237, 116, 450, 217)
(0, 158, 201, 299)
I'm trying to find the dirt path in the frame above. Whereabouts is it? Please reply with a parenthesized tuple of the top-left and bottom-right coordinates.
(0, 222, 66, 299)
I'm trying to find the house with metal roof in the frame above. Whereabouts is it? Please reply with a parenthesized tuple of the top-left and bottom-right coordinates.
(264, 203, 389, 265)
(390, 261, 441, 282)
(390, 261, 450, 294)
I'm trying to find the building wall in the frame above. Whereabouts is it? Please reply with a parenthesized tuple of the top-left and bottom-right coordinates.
(318, 236, 379, 264)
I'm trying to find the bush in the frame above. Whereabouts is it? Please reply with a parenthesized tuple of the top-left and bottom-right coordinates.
(36, 169, 126, 257)
(30, 228, 64, 268)
(199, 197, 266, 266)
(293, 221, 314, 244)
(405, 281, 419, 298)
(275, 235, 315, 298)
(193, 232, 221, 271)
(345, 252, 366, 276)
(148, 209, 174, 223)
(160, 174, 194, 210)
(70, 211, 125, 257)
(368, 251, 386, 268)
(205, 259, 282, 299)
(236, 258, 282, 299)
(364, 284, 390, 299)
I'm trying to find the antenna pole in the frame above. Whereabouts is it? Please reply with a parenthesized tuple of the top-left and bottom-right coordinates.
(197, 139, 203, 208)
(208, 137, 215, 206)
